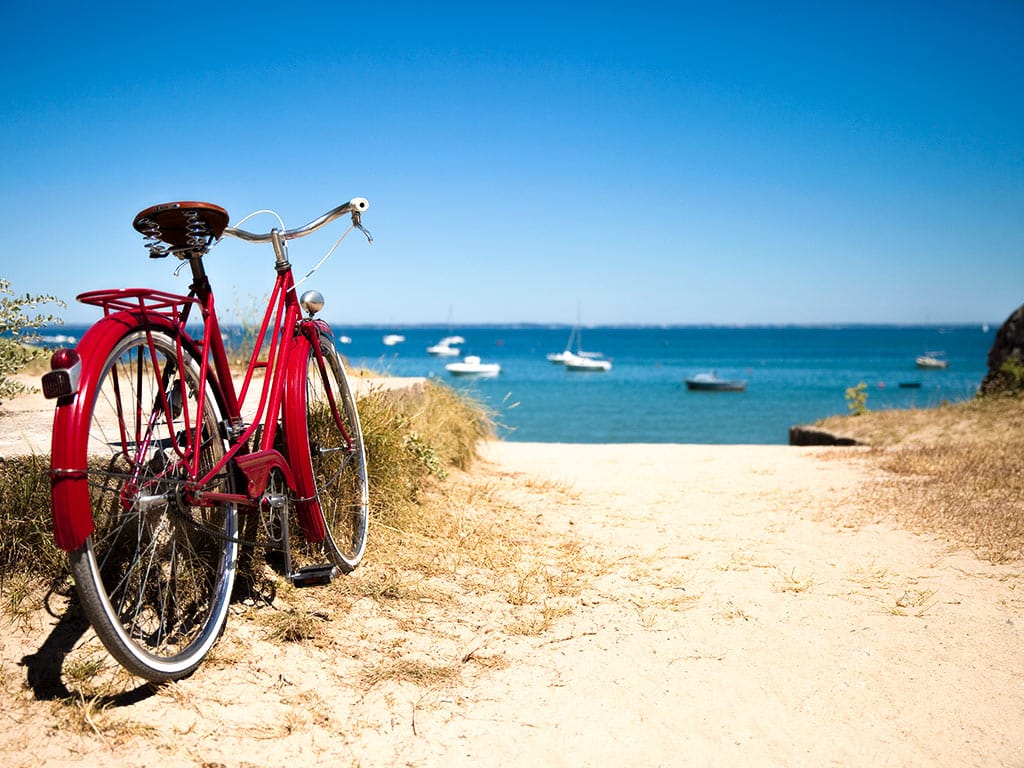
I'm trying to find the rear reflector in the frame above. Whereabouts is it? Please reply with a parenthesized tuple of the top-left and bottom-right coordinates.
(41, 348, 82, 399)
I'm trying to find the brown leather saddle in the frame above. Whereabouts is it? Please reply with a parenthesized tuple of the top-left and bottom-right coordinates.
(132, 201, 230, 255)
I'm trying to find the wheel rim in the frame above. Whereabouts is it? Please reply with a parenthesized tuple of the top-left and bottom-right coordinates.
(304, 344, 368, 569)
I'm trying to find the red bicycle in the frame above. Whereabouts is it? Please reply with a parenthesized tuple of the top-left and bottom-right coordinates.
(42, 198, 372, 681)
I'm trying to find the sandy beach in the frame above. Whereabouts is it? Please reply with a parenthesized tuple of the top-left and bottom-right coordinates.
(2, 405, 1022, 767)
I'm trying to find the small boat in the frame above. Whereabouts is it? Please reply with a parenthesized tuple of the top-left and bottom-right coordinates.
(564, 353, 612, 372)
(430, 308, 463, 355)
(382, 334, 406, 346)
(427, 342, 460, 356)
(685, 372, 747, 392)
(548, 307, 610, 370)
(445, 355, 501, 378)
(899, 381, 922, 389)
(548, 324, 580, 363)
(427, 335, 463, 356)
(915, 352, 949, 369)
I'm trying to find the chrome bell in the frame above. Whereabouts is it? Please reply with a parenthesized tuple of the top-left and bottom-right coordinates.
(300, 290, 325, 317)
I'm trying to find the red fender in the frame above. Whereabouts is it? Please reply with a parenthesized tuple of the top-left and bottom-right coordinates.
(282, 324, 330, 543)
(49, 313, 202, 551)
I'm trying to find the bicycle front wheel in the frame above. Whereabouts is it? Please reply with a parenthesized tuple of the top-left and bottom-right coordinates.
(289, 334, 368, 572)
(68, 328, 237, 681)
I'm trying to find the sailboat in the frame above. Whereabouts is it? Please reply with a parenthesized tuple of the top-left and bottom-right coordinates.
(547, 307, 611, 371)
(427, 306, 464, 356)
(427, 336, 463, 356)
(565, 353, 612, 372)
(546, 325, 579, 363)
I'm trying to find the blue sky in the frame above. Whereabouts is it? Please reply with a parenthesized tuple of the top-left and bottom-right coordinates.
(2, 1, 1021, 327)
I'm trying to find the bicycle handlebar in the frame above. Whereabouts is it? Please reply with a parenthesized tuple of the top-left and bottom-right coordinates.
(222, 198, 370, 243)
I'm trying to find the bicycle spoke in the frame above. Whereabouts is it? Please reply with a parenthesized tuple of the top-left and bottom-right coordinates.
(69, 329, 237, 681)
(289, 336, 368, 572)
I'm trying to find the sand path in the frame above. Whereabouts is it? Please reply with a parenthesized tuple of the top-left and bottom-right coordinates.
(1, 437, 1021, 766)
(456, 443, 1024, 767)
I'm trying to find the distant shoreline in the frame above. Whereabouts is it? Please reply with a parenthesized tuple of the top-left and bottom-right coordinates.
(21, 320, 1000, 334)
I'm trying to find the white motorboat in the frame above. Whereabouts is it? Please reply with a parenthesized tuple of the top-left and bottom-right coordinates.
(427, 335, 463, 356)
(428, 342, 460, 356)
(445, 355, 501, 378)
(915, 352, 949, 369)
(382, 334, 406, 346)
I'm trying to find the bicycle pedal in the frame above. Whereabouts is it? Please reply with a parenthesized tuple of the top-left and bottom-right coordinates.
(289, 564, 337, 588)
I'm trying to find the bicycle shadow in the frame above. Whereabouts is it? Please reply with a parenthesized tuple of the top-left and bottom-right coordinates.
(19, 587, 158, 706)
(19, 574, 277, 705)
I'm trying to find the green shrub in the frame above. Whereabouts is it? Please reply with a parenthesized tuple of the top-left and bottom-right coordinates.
(0, 278, 64, 406)
(845, 381, 869, 416)
(998, 357, 1024, 393)
(358, 380, 493, 524)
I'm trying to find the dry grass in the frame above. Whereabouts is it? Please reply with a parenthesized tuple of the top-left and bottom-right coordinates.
(255, 379, 599, 692)
(0, 378, 593, 701)
(774, 567, 815, 594)
(0, 454, 64, 577)
(359, 657, 462, 689)
(258, 603, 332, 643)
(813, 392, 1024, 562)
(813, 390, 1024, 447)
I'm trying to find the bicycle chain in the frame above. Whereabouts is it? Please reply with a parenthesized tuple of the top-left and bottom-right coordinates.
(88, 471, 289, 550)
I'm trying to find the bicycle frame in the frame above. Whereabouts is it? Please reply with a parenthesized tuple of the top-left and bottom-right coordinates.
(49, 208, 362, 552)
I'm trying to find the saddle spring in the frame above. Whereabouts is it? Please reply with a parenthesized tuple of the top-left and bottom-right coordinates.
(136, 215, 171, 259)
(183, 209, 210, 251)
(137, 209, 215, 259)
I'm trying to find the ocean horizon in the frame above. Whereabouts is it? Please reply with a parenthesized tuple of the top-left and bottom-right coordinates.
(33, 322, 994, 445)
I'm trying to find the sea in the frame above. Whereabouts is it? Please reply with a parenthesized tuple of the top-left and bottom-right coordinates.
(33, 324, 994, 445)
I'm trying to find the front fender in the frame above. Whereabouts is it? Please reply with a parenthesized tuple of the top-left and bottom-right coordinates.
(49, 313, 191, 551)
(282, 326, 327, 542)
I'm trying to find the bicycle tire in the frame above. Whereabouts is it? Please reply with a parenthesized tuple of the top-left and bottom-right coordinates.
(67, 328, 237, 681)
(288, 334, 368, 572)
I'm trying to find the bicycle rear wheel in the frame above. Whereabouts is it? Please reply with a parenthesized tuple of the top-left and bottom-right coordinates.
(289, 334, 368, 572)
(68, 328, 237, 681)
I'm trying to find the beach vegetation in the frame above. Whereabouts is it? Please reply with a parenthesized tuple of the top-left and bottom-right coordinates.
(815, 390, 1024, 562)
(0, 379, 494, 590)
(0, 278, 65, 406)
(844, 381, 869, 415)
(359, 657, 462, 689)
(259, 603, 331, 643)
(996, 357, 1024, 393)
(0, 373, 601, 700)
(0, 453, 65, 588)
(225, 291, 270, 365)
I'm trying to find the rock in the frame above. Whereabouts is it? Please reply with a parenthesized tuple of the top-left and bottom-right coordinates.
(788, 426, 861, 446)
(979, 304, 1024, 395)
